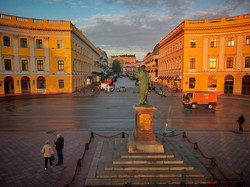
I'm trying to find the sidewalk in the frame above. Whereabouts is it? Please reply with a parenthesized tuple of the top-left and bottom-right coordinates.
(1, 130, 250, 186)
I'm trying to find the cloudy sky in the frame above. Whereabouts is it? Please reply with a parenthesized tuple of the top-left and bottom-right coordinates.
(1, 0, 250, 60)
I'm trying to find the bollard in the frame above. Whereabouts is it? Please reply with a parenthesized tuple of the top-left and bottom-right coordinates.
(182, 131, 186, 138)
(85, 143, 89, 150)
(122, 132, 125, 138)
(211, 157, 215, 166)
(77, 159, 81, 167)
(91, 132, 94, 138)
(194, 142, 198, 150)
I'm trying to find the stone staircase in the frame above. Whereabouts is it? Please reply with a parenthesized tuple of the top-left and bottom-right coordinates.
(85, 136, 216, 186)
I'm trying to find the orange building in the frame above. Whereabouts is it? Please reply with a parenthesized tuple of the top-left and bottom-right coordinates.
(0, 14, 101, 96)
(157, 14, 250, 95)
(109, 55, 138, 75)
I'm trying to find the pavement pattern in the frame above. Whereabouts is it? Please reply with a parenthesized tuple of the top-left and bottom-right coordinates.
(0, 130, 250, 187)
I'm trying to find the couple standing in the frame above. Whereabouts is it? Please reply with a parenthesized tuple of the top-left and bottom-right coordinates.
(41, 133, 64, 170)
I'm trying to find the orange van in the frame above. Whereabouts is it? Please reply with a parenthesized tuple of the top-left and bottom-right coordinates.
(182, 92, 217, 109)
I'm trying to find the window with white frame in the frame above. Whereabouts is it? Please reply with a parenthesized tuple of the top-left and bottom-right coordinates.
(228, 37, 235, 47)
(57, 40, 63, 49)
(226, 57, 234, 68)
(209, 58, 217, 69)
(20, 38, 27, 48)
(3, 36, 10, 46)
(37, 60, 44, 71)
(58, 60, 64, 71)
(246, 36, 250, 45)
(190, 39, 196, 48)
(36, 39, 42, 48)
(210, 39, 217, 48)
(4, 59, 12, 70)
(245, 56, 250, 68)
(58, 79, 64, 88)
(21, 59, 28, 71)
(190, 58, 196, 69)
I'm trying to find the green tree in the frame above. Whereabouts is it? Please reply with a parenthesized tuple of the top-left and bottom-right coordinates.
(112, 60, 121, 74)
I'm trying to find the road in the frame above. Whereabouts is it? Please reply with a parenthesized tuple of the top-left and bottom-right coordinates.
(0, 77, 249, 132)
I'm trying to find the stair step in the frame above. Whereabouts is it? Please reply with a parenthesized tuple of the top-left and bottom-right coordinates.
(121, 155, 174, 159)
(96, 173, 205, 178)
(113, 160, 184, 165)
(104, 166, 194, 171)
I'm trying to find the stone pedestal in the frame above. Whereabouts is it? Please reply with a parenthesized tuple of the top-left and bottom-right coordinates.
(127, 105, 164, 153)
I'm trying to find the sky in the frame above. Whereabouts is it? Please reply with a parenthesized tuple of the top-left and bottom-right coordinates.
(1, 0, 250, 61)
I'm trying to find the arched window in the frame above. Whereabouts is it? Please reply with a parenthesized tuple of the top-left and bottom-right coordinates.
(208, 75, 217, 88)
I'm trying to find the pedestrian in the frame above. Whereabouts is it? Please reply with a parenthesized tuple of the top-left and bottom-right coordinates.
(236, 114, 246, 133)
(41, 140, 54, 170)
(54, 133, 64, 166)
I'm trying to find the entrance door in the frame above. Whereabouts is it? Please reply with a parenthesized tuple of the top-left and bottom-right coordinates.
(224, 75, 234, 94)
(242, 75, 250, 95)
(4, 76, 14, 94)
(21, 76, 31, 93)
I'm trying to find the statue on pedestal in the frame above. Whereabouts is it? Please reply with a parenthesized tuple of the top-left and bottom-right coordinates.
(136, 65, 152, 106)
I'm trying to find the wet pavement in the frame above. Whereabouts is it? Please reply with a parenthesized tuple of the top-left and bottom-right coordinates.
(0, 77, 250, 186)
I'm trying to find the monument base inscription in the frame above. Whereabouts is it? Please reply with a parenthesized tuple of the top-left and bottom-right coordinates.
(127, 105, 164, 153)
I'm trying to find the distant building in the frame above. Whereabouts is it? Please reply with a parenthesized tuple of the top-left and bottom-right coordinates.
(109, 55, 138, 75)
(157, 13, 250, 95)
(0, 13, 104, 96)
(141, 44, 159, 82)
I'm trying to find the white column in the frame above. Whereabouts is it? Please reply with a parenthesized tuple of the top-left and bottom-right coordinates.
(219, 36, 225, 71)
(44, 37, 50, 73)
(30, 36, 35, 73)
(13, 35, 19, 73)
(202, 37, 208, 71)
(236, 35, 243, 71)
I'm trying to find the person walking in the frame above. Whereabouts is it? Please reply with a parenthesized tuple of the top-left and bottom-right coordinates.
(54, 133, 64, 166)
(236, 114, 246, 133)
(41, 140, 54, 170)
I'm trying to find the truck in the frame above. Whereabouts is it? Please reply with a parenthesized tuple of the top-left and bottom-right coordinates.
(182, 92, 217, 109)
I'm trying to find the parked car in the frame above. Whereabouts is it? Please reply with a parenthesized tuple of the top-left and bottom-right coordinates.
(118, 86, 126, 92)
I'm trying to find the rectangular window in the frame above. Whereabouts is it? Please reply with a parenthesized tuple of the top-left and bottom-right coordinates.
(228, 37, 235, 47)
(245, 56, 250, 68)
(4, 59, 12, 70)
(210, 39, 217, 48)
(58, 60, 64, 71)
(246, 36, 250, 45)
(209, 58, 217, 69)
(20, 38, 27, 48)
(36, 39, 42, 48)
(58, 79, 64, 89)
(37, 60, 44, 71)
(21, 60, 28, 71)
(226, 57, 234, 68)
(57, 40, 63, 48)
(190, 58, 196, 69)
(190, 39, 196, 48)
(189, 78, 195, 89)
(3, 36, 10, 46)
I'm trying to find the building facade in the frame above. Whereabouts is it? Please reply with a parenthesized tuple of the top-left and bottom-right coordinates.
(109, 55, 138, 75)
(142, 44, 159, 82)
(157, 14, 250, 95)
(0, 14, 101, 96)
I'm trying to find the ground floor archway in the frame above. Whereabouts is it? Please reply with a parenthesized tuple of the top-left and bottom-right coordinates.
(224, 75, 234, 94)
(21, 76, 30, 94)
(4, 76, 14, 94)
(242, 75, 250, 95)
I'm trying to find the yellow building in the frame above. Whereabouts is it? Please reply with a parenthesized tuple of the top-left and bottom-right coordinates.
(142, 44, 159, 82)
(158, 14, 250, 95)
(0, 14, 101, 96)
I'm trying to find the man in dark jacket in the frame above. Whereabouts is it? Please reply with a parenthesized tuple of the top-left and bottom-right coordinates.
(236, 114, 246, 133)
(54, 133, 64, 166)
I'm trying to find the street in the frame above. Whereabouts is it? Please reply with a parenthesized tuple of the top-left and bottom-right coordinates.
(0, 77, 249, 132)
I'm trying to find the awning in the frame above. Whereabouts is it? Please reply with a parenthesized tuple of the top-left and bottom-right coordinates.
(21, 76, 30, 81)
(37, 76, 45, 81)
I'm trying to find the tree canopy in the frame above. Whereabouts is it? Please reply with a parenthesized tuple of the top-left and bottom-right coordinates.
(112, 60, 121, 73)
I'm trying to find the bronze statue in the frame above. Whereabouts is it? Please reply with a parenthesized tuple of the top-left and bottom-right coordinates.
(136, 65, 152, 105)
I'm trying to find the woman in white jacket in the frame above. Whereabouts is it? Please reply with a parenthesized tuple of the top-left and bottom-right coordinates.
(41, 140, 54, 170)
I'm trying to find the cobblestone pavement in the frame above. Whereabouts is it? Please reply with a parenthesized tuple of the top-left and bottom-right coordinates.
(1, 130, 250, 187)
